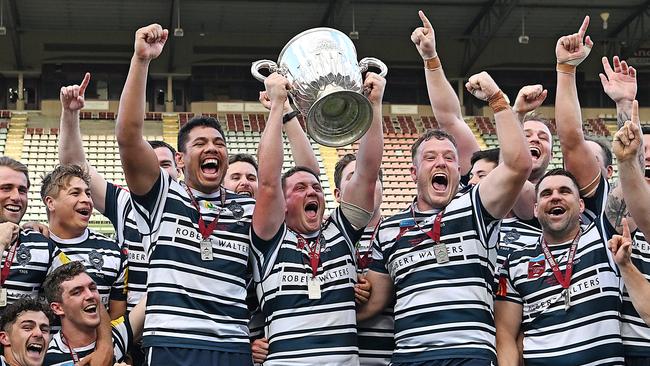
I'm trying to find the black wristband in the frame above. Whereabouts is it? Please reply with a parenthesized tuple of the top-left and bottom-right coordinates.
(282, 110, 300, 124)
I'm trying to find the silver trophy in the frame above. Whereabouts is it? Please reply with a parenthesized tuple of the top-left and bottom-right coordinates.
(251, 27, 388, 147)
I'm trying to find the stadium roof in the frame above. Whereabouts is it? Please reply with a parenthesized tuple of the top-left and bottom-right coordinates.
(0, 0, 648, 77)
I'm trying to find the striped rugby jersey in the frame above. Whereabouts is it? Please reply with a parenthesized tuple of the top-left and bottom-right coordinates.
(621, 230, 650, 357)
(49, 229, 127, 308)
(104, 182, 148, 311)
(496, 217, 541, 289)
(1, 229, 58, 306)
(44, 315, 132, 365)
(369, 185, 500, 364)
(250, 207, 362, 365)
(356, 224, 394, 366)
(498, 219, 624, 366)
(130, 169, 254, 353)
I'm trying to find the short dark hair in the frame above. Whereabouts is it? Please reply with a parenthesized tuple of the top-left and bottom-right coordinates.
(149, 140, 177, 157)
(0, 156, 30, 188)
(470, 148, 500, 167)
(522, 112, 553, 130)
(228, 153, 258, 172)
(43, 261, 88, 304)
(177, 116, 226, 153)
(535, 168, 580, 195)
(0, 298, 52, 332)
(411, 129, 457, 162)
(40, 164, 90, 202)
(641, 126, 650, 136)
(333, 153, 382, 189)
(281, 166, 320, 191)
(585, 136, 612, 167)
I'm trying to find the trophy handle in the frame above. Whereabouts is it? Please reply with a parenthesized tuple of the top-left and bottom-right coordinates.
(359, 57, 388, 77)
(251, 60, 279, 82)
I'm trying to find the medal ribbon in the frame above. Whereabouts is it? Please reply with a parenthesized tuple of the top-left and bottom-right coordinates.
(296, 232, 321, 278)
(184, 185, 226, 240)
(540, 230, 581, 289)
(411, 205, 444, 244)
(1, 237, 20, 287)
(60, 333, 80, 364)
(356, 222, 380, 269)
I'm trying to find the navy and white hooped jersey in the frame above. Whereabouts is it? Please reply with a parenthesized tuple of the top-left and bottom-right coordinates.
(621, 230, 650, 357)
(44, 315, 132, 365)
(1, 229, 59, 306)
(498, 221, 624, 366)
(356, 224, 394, 366)
(496, 217, 541, 288)
(581, 175, 610, 225)
(369, 185, 500, 364)
(49, 229, 127, 308)
(104, 182, 149, 311)
(250, 207, 362, 366)
(129, 169, 254, 353)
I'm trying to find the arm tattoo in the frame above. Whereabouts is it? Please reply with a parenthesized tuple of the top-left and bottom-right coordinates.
(605, 191, 630, 232)
(617, 111, 630, 129)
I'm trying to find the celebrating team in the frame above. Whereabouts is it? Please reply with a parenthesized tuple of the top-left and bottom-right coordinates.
(0, 9, 649, 366)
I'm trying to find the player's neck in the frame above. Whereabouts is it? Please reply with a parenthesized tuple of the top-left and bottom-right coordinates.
(3, 349, 21, 366)
(542, 224, 580, 245)
(61, 320, 97, 349)
(49, 220, 85, 240)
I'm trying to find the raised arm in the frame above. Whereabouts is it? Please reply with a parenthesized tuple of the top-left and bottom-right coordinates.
(339, 73, 385, 217)
(252, 73, 291, 240)
(613, 101, 650, 234)
(115, 24, 168, 196)
(59, 73, 110, 213)
(495, 300, 524, 366)
(555, 16, 601, 197)
(601, 56, 637, 131)
(468, 72, 532, 218)
(610, 218, 650, 325)
(258, 91, 319, 174)
(411, 10, 478, 175)
(513, 84, 547, 123)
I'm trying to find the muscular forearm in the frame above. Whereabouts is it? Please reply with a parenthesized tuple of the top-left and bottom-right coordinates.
(619, 159, 650, 234)
(59, 109, 87, 165)
(555, 72, 586, 147)
(497, 335, 522, 366)
(621, 262, 650, 325)
(494, 108, 529, 172)
(284, 116, 319, 174)
(425, 66, 479, 174)
(116, 57, 149, 145)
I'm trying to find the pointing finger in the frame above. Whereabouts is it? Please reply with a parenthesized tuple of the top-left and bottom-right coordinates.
(578, 15, 590, 40)
(79, 72, 91, 96)
(622, 218, 631, 240)
(632, 100, 639, 124)
(419, 10, 433, 30)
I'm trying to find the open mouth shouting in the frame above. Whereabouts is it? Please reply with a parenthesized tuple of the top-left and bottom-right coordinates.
(201, 158, 220, 177)
(236, 188, 253, 197)
(529, 146, 541, 160)
(547, 205, 567, 218)
(304, 201, 320, 221)
(25, 341, 44, 358)
(83, 303, 98, 315)
(75, 206, 92, 221)
(645, 166, 650, 180)
(432, 173, 449, 193)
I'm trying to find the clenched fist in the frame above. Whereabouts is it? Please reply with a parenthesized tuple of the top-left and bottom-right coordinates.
(134, 24, 168, 62)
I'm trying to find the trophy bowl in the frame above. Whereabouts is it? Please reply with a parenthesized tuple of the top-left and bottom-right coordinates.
(252, 27, 388, 147)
